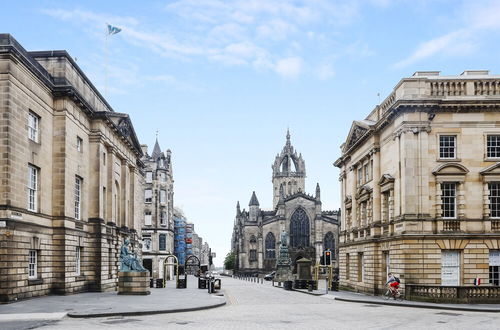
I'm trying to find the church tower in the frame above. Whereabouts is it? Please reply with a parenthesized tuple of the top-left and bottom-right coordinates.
(271, 130, 306, 208)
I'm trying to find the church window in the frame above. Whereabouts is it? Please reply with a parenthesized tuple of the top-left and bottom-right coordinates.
(324, 232, 335, 255)
(249, 249, 257, 261)
(290, 208, 310, 248)
(265, 232, 276, 259)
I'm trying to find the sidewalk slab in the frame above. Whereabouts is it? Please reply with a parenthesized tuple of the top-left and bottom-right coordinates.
(0, 276, 226, 319)
(329, 291, 500, 313)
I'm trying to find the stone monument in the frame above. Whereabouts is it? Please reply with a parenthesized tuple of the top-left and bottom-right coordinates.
(275, 230, 293, 289)
(118, 239, 150, 295)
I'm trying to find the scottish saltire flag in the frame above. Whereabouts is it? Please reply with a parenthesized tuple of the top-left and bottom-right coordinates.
(107, 24, 122, 35)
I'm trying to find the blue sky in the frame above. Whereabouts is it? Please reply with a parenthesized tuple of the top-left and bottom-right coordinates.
(5, 0, 500, 265)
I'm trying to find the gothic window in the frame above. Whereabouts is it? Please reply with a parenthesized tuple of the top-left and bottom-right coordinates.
(265, 232, 276, 259)
(290, 208, 310, 248)
(324, 232, 335, 254)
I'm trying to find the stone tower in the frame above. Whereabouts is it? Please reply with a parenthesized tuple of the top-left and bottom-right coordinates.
(271, 130, 306, 208)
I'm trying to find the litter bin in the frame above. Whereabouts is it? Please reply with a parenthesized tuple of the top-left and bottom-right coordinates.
(284, 280, 293, 291)
(156, 278, 164, 288)
(177, 278, 187, 289)
(198, 277, 207, 289)
(214, 279, 221, 290)
(331, 280, 339, 291)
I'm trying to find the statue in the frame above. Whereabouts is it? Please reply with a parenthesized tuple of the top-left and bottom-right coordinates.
(120, 239, 147, 272)
(275, 230, 293, 283)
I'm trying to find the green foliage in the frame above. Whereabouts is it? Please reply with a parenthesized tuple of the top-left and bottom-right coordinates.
(224, 251, 236, 270)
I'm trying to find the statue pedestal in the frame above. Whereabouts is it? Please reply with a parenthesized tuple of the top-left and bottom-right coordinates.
(118, 271, 150, 295)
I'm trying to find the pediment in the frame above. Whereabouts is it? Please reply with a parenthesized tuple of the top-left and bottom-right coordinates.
(378, 174, 395, 186)
(432, 163, 469, 175)
(342, 120, 374, 153)
(355, 185, 373, 199)
(480, 163, 500, 175)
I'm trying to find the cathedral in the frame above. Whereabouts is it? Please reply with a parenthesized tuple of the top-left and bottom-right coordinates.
(231, 131, 340, 274)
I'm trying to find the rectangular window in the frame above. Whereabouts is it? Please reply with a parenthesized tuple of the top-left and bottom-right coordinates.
(382, 192, 390, 222)
(249, 249, 257, 261)
(160, 210, 167, 226)
(146, 172, 153, 184)
(370, 159, 373, 180)
(161, 173, 167, 183)
(361, 201, 367, 225)
(102, 187, 106, 218)
(159, 234, 166, 251)
(489, 182, 500, 218)
(439, 135, 456, 159)
(383, 251, 390, 281)
(346, 253, 350, 280)
(358, 168, 363, 185)
(77, 136, 83, 152)
(145, 211, 152, 226)
(145, 189, 152, 203)
(441, 183, 456, 219)
(75, 247, 81, 276)
(441, 250, 460, 285)
(357, 253, 364, 282)
(28, 112, 39, 142)
(364, 164, 369, 182)
(28, 249, 37, 279)
(142, 236, 152, 252)
(160, 189, 167, 204)
(75, 176, 82, 220)
(27, 165, 38, 212)
(487, 135, 500, 158)
(489, 250, 500, 286)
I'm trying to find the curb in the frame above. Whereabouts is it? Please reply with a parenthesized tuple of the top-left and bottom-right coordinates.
(291, 289, 326, 296)
(67, 299, 227, 318)
(333, 297, 500, 313)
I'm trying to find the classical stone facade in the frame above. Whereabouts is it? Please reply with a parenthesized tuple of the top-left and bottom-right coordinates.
(140, 140, 174, 280)
(232, 132, 340, 274)
(334, 70, 500, 296)
(0, 34, 145, 302)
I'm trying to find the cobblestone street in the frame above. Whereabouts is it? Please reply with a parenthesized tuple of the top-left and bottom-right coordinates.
(10, 277, 497, 330)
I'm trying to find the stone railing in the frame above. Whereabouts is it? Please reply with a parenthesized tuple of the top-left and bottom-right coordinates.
(443, 220, 461, 232)
(491, 220, 500, 231)
(430, 81, 467, 96)
(406, 284, 500, 304)
(429, 79, 500, 97)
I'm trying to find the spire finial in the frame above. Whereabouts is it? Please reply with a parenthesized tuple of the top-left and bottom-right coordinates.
(156, 130, 159, 140)
(286, 128, 291, 147)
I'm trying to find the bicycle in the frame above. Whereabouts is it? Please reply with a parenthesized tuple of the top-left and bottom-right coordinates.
(383, 287, 404, 301)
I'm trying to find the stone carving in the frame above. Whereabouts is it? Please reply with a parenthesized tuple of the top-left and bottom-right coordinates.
(275, 230, 293, 282)
(120, 239, 147, 272)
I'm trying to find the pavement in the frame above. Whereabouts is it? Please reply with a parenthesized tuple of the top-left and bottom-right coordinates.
(268, 278, 500, 312)
(0, 275, 225, 321)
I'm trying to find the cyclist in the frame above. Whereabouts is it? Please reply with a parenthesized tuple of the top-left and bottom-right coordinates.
(385, 272, 400, 297)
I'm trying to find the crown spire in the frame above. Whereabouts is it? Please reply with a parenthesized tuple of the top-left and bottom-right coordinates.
(286, 128, 291, 147)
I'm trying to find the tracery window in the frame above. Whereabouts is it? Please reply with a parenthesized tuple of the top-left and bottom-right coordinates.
(324, 232, 335, 254)
(265, 232, 276, 259)
(290, 208, 310, 248)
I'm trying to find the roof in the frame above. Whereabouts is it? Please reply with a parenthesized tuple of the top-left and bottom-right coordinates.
(249, 191, 260, 206)
(151, 139, 162, 159)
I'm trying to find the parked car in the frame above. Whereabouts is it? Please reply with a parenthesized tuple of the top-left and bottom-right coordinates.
(264, 271, 276, 281)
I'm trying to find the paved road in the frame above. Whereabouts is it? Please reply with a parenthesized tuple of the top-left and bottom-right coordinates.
(5, 277, 500, 330)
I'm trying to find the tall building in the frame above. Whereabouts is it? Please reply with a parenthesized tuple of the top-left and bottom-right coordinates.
(140, 139, 174, 280)
(334, 70, 500, 297)
(232, 131, 340, 274)
(0, 34, 145, 302)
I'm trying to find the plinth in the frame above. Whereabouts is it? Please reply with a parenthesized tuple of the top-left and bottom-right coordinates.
(118, 271, 150, 295)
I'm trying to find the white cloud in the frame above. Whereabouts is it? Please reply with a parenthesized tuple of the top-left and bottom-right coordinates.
(274, 57, 303, 78)
(316, 63, 335, 80)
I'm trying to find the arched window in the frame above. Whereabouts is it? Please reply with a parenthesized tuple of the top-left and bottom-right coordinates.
(290, 208, 310, 248)
(265, 232, 276, 259)
(324, 231, 334, 252)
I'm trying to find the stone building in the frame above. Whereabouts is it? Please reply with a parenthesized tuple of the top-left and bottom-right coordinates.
(140, 139, 174, 280)
(334, 70, 500, 297)
(232, 131, 340, 274)
(0, 34, 145, 302)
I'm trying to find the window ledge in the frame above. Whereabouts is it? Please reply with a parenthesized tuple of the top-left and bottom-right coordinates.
(28, 278, 43, 286)
(75, 275, 86, 281)
(485, 158, 500, 162)
(437, 158, 461, 162)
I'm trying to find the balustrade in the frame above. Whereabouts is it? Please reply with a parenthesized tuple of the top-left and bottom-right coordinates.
(406, 284, 500, 303)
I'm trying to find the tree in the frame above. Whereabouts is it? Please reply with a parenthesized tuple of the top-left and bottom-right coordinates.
(224, 251, 236, 270)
